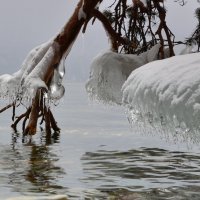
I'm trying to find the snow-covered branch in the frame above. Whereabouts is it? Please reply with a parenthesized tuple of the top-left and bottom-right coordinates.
(122, 52, 200, 138)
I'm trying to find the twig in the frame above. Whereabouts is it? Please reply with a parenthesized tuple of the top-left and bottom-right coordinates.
(0, 103, 13, 113)
(44, 106, 51, 136)
(12, 103, 16, 121)
(11, 112, 27, 132)
(49, 109, 60, 132)
(22, 108, 31, 133)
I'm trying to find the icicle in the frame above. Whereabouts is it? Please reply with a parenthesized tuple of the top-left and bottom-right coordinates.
(78, 0, 87, 20)
(58, 55, 66, 80)
(49, 56, 66, 104)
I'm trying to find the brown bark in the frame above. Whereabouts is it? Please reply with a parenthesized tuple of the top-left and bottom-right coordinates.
(154, 1, 175, 57)
(24, 0, 101, 135)
(24, 91, 40, 135)
(0, 103, 13, 114)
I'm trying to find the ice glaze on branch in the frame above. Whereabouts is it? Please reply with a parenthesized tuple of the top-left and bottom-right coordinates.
(15, 0, 102, 135)
(0, 0, 180, 136)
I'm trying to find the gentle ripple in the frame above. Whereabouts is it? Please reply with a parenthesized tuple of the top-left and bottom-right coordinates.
(81, 148, 200, 199)
(1, 83, 200, 200)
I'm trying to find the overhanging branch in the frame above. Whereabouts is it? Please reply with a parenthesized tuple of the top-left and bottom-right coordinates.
(91, 9, 134, 51)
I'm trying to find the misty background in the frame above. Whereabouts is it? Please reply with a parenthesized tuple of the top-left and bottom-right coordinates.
(0, 0, 198, 81)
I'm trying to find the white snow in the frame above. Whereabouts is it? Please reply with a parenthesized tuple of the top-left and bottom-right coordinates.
(0, 32, 72, 108)
(20, 40, 53, 83)
(0, 40, 53, 102)
(86, 44, 161, 104)
(22, 41, 60, 101)
(122, 52, 200, 140)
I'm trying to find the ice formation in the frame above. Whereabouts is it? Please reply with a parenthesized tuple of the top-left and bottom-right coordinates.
(122, 52, 200, 140)
(0, 39, 66, 106)
(20, 40, 53, 83)
(78, 0, 87, 20)
(49, 56, 65, 104)
(86, 44, 161, 104)
(22, 42, 60, 101)
(0, 40, 52, 101)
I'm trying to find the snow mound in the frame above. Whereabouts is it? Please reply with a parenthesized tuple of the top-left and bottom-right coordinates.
(122, 52, 200, 141)
(86, 44, 161, 104)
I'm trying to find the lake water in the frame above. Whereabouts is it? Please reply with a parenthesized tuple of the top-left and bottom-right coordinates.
(0, 83, 200, 200)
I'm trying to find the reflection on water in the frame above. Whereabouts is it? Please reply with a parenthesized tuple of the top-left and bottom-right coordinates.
(0, 132, 66, 198)
(81, 148, 200, 199)
(1, 83, 200, 199)
(1, 131, 200, 199)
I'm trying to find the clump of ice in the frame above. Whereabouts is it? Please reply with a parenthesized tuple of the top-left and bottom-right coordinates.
(49, 56, 66, 104)
(86, 44, 161, 104)
(122, 52, 200, 141)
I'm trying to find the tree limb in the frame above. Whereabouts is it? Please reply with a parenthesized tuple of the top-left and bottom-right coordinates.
(0, 103, 13, 114)
(91, 9, 133, 51)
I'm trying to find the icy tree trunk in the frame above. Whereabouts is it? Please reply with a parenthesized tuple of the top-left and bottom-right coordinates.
(25, 0, 100, 135)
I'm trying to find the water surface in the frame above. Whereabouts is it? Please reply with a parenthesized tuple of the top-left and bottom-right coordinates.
(0, 83, 200, 200)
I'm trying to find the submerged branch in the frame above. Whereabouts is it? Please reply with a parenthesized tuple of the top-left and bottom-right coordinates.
(11, 111, 28, 132)
(12, 103, 16, 121)
(22, 108, 31, 133)
(49, 109, 60, 132)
